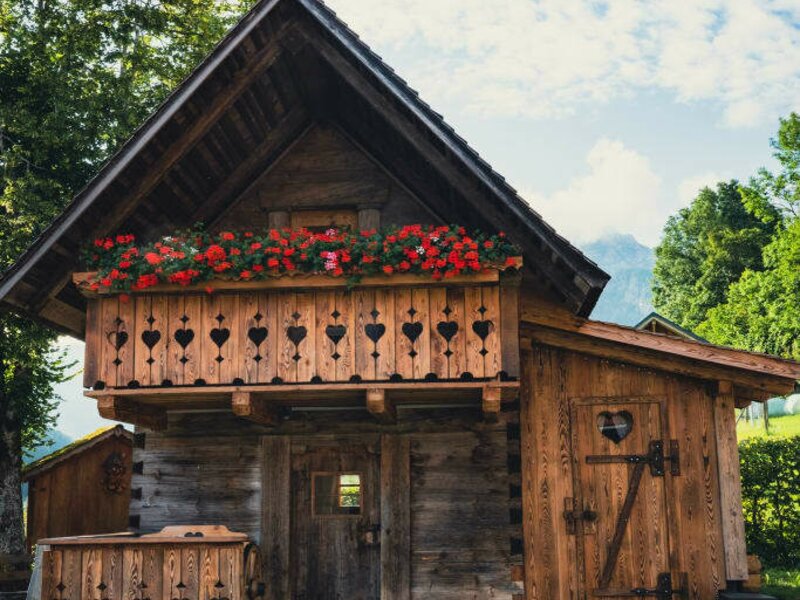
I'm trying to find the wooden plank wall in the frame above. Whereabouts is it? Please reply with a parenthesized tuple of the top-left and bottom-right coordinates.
(521, 344, 726, 599)
(130, 410, 519, 599)
(26, 436, 132, 549)
(89, 285, 507, 389)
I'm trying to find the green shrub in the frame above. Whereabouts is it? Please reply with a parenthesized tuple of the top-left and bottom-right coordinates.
(739, 436, 800, 567)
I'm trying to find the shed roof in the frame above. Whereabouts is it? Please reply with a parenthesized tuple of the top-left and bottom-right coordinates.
(22, 425, 132, 480)
(0, 0, 608, 339)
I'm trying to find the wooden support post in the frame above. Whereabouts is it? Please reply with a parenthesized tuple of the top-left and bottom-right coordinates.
(713, 380, 749, 581)
(381, 434, 410, 600)
(499, 270, 521, 379)
(231, 391, 277, 427)
(261, 436, 291, 600)
(366, 388, 396, 423)
(482, 385, 503, 422)
(97, 396, 167, 431)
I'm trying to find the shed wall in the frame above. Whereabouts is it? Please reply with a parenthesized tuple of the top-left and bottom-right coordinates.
(521, 344, 727, 599)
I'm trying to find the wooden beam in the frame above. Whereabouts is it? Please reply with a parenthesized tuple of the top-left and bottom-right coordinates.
(96, 396, 167, 431)
(380, 434, 410, 600)
(523, 324, 795, 397)
(482, 385, 503, 422)
(366, 388, 396, 423)
(261, 436, 290, 600)
(713, 380, 749, 582)
(231, 391, 278, 426)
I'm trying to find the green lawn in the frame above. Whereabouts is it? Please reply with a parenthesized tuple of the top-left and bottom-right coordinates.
(736, 412, 800, 440)
(763, 569, 800, 600)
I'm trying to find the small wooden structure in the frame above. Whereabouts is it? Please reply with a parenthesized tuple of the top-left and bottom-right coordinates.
(23, 426, 133, 550)
(37, 526, 262, 600)
(2, 0, 800, 598)
(634, 311, 708, 342)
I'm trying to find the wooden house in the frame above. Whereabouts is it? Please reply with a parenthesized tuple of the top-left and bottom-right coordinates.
(22, 425, 133, 550)
(2, 1, 800, 598)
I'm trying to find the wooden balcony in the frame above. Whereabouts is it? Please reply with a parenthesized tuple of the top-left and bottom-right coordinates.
(37, 526, 262, 600)
(77, 267, 521, 428)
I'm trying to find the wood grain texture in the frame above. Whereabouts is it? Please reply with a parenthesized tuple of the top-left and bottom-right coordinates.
(713, 381, 749, 581)
(88, 283, 510, 391)
(260, 436, 290, 600)
(381, 434, 410, 600)
(521, 345, 727, 599)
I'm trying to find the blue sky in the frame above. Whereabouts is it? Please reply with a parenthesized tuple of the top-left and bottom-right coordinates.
(51, 0, 800, 439)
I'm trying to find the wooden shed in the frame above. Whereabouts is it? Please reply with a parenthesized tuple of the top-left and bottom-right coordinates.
(2, 1, 800, 598)
(22, 425, 132, 549)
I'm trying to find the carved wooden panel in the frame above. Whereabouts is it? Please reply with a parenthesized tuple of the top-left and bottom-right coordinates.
(85, 284, 518, 389)
(40, 538, 256, 600)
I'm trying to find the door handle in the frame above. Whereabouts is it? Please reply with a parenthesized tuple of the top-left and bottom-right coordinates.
(361, 523, 381, 546)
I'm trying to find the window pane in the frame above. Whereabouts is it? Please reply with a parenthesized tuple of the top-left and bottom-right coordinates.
(313, 473, 361, 516)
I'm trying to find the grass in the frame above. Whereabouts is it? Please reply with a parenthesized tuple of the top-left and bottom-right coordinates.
(736, 412, 800, 440)
(762, 569, 800, 600)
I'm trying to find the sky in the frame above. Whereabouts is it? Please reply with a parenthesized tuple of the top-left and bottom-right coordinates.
(51, 0, 800, 439)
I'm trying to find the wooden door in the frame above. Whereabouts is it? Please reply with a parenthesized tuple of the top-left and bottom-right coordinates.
(570, 399, 679, 599)
(291, 440, 380, 599)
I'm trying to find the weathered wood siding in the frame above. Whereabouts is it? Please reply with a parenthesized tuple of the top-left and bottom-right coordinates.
(131, 410, 518, 598)
(216, 124, 429, 230)
(26, 435, 132, 549)
(521, 344, 726, 599)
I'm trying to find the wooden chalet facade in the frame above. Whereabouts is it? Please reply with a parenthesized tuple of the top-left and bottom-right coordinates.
(2, 1, 800, 599)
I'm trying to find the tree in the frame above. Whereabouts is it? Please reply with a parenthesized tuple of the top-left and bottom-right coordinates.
(652, 180, 776, 331)
(0, 0, 252, 556)
(698, 114, 800, 359)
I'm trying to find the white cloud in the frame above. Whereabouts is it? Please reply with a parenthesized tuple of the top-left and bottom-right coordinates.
(327, 0, 800, 127)
(521, 139, 730, 246)
(523, 138, 665, 245)
(676, 171, 729, 207)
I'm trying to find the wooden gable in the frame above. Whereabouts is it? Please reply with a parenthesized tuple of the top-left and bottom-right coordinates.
(215, 124, 426, 231)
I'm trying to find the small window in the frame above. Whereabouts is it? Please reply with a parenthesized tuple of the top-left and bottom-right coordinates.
(313, 472, 361, 516)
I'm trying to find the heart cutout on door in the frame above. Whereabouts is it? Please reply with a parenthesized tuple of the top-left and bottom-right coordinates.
(596, 410, 633, 444)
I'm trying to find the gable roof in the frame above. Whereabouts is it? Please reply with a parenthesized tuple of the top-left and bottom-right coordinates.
(634, 312, 708, 343)
(22, 425, 132, 480)
(0, 0, 608, 338)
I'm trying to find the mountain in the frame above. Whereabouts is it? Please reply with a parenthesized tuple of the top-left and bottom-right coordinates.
(583, 234, 654, 326)
(25, 430, 73, 464)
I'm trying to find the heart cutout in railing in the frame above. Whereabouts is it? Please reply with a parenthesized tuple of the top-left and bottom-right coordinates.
(209, 327, 230, 348)
(174, 328, 195, 349)
(107, 330, 128, 351)
(287, 325, 307, 346)
(436, 320, 459, 343)
(325, 324, 347, 345)
(247, 326, 268, 347)
(471, 320, 493, 341)
(141, 330, 161, 350)
(401, 322, 423, 344)
(365, 323, 386, 344)
(596, 410, 634, 444)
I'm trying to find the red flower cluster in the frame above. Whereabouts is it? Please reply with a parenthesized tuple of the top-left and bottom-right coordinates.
(81, 225, 519, 293)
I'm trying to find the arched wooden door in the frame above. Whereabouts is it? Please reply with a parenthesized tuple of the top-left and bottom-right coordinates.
(569, 398, 683, 599)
